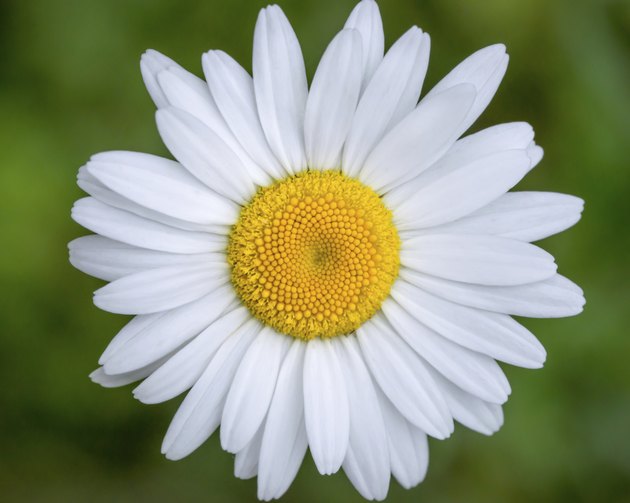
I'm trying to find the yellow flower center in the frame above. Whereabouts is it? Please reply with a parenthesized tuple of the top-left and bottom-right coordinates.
(228, 170, 400, 340)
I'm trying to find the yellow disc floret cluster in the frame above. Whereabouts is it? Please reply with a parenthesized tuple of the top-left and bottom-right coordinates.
(227, 170, 400, 340)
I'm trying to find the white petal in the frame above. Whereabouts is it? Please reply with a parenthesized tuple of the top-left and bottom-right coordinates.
(304, 29, 363, 170)
(142, 49, 237, 161)
(89, 356, 166, 388)
(400, 270, 585, 318)
(86, 152, 238, 226)
(357, 315, 453, 438)
(424, 191, 585, 242)
(155, 65, 272, 184)
(342, 27, 430, 177)
(343, 0, 384, 89)
(392, 149, 531, 230)
(71, 197, 225, 254)
(277, 426, 308, 499)
(99, 313, 161, 364)
(381, 298, 510, 404)
(154, 63, 218, 119)
(430, 370, 504, 436)
(253, 5, 308, 173)
(162, 318, 262, 460)
(401, 234, 557, 286)
(156, 107, 259, 203)
(202, 50, 285, 179)
(375, 386, 429, 489)
(234, 425, 264, 480)
(384, 121, 536, 210)
(102, 286, 236, 374)
(426, 44, 508, 133)
(338, 336, 390, 501)
(77, 166, 225, 234)
(392, 281, 547, 368)
(133, 306, 249, 404)
(221, 328, 291, 453)
(303, 338, 350, 475)
(258, 340, 308, 501)
(140, 49, 176, 108)
(456, 122, 534, 153)
(93, 262, 228, 315)
(359, 84, 476, 192)
(454, 121, 535, 154)
(69, 235, 222, 282)
(527, 141, 544, 168)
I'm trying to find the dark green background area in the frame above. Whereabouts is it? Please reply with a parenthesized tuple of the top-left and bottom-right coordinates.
(1, 0, 628, 501)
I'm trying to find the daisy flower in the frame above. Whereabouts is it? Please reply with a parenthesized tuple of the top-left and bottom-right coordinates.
(69, 0, 585, 500)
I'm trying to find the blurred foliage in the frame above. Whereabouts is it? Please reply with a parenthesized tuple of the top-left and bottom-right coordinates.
(0, 0, 629, 501)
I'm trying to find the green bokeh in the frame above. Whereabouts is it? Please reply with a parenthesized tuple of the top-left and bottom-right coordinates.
(1, 0, 629, 501)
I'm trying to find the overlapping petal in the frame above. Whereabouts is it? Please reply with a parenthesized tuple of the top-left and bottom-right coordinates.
(342, 27, 430, 177)
(359, 84, 476, 192)
(69, 235, 221, 282)
(202, 50, 285, 179)
(162, 318, 262, 460)
(133, 307, 249, 404)
(221, 328, 291, 453)
(344, 0, 384, 89)
(101, 286, 236, 374)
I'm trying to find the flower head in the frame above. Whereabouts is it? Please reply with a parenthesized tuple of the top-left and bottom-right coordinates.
(70, 0, 584, 500)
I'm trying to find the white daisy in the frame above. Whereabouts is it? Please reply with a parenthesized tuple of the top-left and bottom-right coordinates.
(69, 0, 585, 500)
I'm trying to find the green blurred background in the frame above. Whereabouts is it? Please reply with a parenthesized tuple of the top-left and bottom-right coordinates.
(1, 0, 629, 501)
